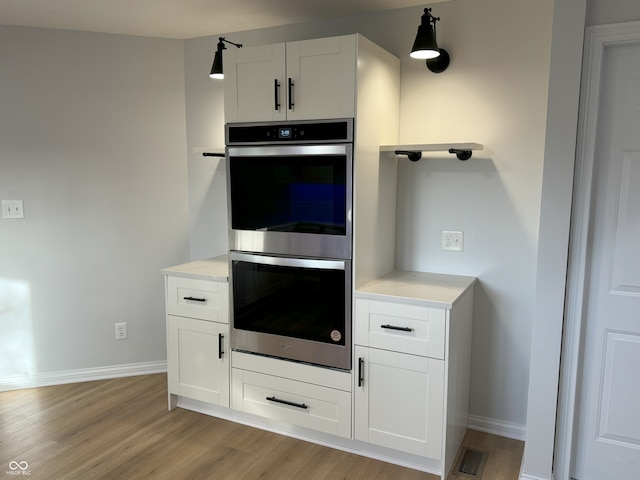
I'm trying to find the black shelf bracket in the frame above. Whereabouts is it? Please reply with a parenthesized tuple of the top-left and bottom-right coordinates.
(448, 148, 473, 161)
(394, 150, 423, 162)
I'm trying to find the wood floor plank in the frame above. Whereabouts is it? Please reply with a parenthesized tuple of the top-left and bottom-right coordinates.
(0, 374, 522, 479)
(448, 429, 524, 480)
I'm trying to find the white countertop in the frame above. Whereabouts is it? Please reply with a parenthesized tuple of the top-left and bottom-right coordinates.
(161, 257, 475, 306)
(355, 270, 476, 308)
(161, 254, 229, 282)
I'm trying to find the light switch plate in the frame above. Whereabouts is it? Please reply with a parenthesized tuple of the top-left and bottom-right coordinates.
(2, 200, 24, 219)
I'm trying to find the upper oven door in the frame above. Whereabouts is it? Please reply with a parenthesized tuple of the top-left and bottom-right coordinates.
(226, 143, 353, 259)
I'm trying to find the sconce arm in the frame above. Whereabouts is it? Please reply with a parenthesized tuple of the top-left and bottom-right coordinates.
(218, 37, 243, 49)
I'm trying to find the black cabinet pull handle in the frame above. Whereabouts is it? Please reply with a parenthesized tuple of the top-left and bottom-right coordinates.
(274, 79, 281, 111)
(183, 296, 206, 302)
(266, 396, 307, 409)
(358, 357, 364, 387)
(288, 78, 294, 110)
(381, 324, 413, 332)
(218, 333, 224, 359)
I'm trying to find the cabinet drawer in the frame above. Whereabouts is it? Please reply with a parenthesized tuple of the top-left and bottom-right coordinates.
(354, 298, 446, 359)
(166, 276, 228, 323)
(232, 368, 351, 438)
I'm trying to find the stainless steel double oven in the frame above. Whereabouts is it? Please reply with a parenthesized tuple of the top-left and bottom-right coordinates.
(226, 119, 353, 370)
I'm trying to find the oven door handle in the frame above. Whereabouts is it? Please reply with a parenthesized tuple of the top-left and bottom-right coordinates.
(227, 144, 350, 158)
(231, 252, 347, 271)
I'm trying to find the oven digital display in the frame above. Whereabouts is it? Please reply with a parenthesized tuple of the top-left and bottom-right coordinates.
(278, 128, 292, 139)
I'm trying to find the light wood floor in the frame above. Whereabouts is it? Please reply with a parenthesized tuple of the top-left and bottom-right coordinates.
(0, 374, 523, 479)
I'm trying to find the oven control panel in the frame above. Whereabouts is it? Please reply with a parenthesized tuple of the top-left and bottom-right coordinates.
(226, 119, 353, 144)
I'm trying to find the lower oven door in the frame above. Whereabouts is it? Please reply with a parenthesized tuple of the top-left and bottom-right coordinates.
(230, 252, 352, 370)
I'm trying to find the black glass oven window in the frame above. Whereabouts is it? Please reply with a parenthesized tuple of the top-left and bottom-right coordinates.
(229, 155, 346, 235)
(233, 260, 346, 346)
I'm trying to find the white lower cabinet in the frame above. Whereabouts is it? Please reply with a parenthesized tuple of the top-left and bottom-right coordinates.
(163, 256, 230, 409)
(163, 260, 475, 478)
(354, 271, 476, 479)
(354, 345, 444, 459)
(167, 315, 229, 407)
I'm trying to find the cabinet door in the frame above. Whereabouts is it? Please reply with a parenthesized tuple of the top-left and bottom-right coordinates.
(224, 43, 286, 123)
(285, 35, 356, 120)
(354, 346, 444, 459)
(167, 316, 230, 407)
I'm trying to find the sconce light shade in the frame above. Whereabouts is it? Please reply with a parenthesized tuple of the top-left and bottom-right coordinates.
(209, 41, 225, 79)
(209, 37, 243, 80)
(410, 7, 450, 73)
(410, 19, 440, 59)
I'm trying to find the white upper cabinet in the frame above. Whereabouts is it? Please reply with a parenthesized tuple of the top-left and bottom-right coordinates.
(224, 43, 287, 122)
(224, 35, 357, 123)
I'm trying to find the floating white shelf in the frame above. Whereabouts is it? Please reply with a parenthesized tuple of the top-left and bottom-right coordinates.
(380, 143, 484, 161)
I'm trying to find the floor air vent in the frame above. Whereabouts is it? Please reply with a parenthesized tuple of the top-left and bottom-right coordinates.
(452, 448, 488, 479)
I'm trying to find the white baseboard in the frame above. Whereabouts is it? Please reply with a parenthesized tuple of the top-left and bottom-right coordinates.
(468, 414, 527, 441)
(0, 361, 167, 392)
(519, 473, 555, 480)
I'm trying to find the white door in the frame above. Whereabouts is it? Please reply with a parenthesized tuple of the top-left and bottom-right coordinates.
(573, 41, 640, 479)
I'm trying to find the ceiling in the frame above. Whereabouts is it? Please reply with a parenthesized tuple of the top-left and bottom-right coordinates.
(0, 0, 445, 40)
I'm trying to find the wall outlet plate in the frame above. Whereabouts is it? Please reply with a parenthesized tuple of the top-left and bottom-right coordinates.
(2, 200, 24, 219)
(115, 322, 128, 340)
(442, 231, 464, 251)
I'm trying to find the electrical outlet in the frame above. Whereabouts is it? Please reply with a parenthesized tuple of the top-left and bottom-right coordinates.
(442, 231, 464, 251)
(115, 322, 127, 340)
(2, 200, 24, 219)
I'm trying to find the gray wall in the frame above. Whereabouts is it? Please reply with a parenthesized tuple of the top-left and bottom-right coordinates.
(0, 27, 189, 380)
(184, 0, 553, 434)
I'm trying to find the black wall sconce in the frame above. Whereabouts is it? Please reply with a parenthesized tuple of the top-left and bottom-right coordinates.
(410, 7, 450, 74)
(209, 37, 243, 79)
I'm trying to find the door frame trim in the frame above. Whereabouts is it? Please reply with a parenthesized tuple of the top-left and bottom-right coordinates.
(556, 20, 640, 480)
